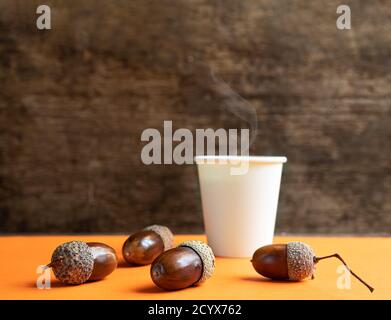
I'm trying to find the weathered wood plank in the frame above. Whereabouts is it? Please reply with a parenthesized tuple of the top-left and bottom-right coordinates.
(0, 0, 390, 234)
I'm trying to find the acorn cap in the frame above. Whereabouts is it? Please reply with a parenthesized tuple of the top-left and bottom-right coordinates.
(51, 241, 94, 285)
(144, 225, 173, 251)
(287, 242, 315, 281)
(178, 240, 215, 284)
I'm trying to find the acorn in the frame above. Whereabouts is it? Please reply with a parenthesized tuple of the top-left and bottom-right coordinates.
(122, 225, 173, 265)
(251, 242, 374, 292)
(47, 241, 118, 285)
(150, 240, 215, 291)
(87, 242, 118, 281)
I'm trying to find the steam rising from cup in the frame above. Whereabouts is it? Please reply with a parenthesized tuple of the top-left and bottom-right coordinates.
(207, 66, 259, 175)
(209, 67, 258, 153)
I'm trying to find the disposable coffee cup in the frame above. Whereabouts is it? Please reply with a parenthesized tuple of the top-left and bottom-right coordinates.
(195, 155, 287, 258)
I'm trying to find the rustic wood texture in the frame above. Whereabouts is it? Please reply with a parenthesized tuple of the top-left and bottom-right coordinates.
(0, 0, 390, 234)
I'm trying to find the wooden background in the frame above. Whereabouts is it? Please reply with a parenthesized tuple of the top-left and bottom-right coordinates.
(0, 0, 390, 234)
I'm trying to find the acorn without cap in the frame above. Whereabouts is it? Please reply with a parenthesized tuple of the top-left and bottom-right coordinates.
(251, 241, 374, 292)
(48, 240, 118, 285)
(150, 240, 215, 291)
(122, 225, 173, 265)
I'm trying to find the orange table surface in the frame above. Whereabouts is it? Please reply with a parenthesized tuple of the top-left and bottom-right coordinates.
(0, 235, 389, 300)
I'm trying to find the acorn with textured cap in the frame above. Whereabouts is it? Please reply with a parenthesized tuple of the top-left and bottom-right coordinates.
(251, 241, 374, 292)
(122, 225, 173, 265)
(150, 240, 215, 290)
(47, 241, 118, 285)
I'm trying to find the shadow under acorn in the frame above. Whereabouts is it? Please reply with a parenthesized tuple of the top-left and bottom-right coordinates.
(240, 276, 306, 284)
(117, 259, 151, 268)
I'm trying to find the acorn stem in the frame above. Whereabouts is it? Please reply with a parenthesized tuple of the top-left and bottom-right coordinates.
(45, 258, 62, 269)
(314, 254, 374, 293)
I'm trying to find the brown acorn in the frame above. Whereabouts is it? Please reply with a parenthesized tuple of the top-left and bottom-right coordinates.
(87, 242, 118, 281)
(150, 240, 215, 291)
(122, 225, 173, 265)
(47, 241, 118, 285)
(251, 242, 374, 292)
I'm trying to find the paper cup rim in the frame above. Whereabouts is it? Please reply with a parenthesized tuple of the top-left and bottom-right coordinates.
(194, 155, 287, 164)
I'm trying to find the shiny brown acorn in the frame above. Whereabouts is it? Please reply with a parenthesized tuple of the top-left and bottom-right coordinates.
(151, 240, 215, 291)
(87, 242, 118, 281)
(47, 241, 118, 285)
(122, 225, 173, 265)
(251, 242, 374, 292)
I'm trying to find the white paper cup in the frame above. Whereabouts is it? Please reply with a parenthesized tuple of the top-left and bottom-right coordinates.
(195, 155, 287, 258)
